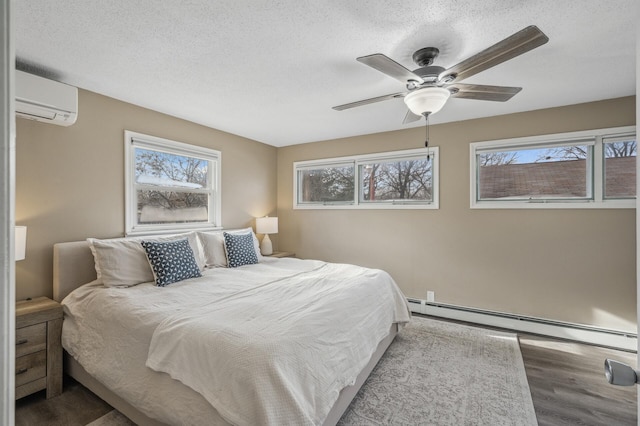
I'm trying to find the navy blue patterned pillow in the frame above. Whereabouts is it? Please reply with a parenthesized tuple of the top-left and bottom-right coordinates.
(223, 232, 258, 268)
(141, 239, 202, 286)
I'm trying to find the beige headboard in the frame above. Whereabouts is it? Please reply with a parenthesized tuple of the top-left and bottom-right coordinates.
(53, 241, 97, 302)
(52, 229, 252, 302)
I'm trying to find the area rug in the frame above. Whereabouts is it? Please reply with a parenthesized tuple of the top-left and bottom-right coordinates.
(87, 317, 537, 425)
(338, 316, 537, 425)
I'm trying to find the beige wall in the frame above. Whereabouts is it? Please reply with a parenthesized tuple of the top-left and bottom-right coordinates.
(277, 96, 637, 332)
(16, 89, 277, 300)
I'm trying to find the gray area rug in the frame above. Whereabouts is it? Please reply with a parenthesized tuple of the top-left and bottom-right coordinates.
(338, 317, 537, 425)
(87, 317, 537, 425)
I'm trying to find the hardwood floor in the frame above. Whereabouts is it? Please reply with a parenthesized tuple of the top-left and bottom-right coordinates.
(15, 377, 112, 426)
(14, 321, 638, 425)
(520, 334, 637, 425)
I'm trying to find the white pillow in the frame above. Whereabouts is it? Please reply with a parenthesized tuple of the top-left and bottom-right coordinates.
(197, 232, 227, 268)
(88, 232, 205, 287)
(88, 238, 153, 287)
(198, 228, 262, 268)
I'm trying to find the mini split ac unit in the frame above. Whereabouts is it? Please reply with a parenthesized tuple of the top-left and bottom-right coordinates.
(15, 70, 78, 126)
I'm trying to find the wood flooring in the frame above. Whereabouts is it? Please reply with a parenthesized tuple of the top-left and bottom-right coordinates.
(15, 377, 112, 426)
(14, 319, 638, 425)
(520, 334, 636, 425)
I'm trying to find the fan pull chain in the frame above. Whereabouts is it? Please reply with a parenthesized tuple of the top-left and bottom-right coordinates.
(424, 113, 431, 161)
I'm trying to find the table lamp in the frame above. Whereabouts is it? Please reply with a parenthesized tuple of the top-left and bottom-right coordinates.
(256, 216, 278, 255)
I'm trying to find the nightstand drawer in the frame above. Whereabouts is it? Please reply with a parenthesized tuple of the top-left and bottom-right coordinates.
(16, 323, 46, 357)
(15, 350, 47, 387)
(15, 296, 63, 400)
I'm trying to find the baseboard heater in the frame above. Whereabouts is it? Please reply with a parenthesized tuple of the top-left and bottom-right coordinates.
(407, 298, 637, 352)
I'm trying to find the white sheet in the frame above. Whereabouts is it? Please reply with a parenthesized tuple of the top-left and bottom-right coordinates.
(147, 261, 410, 425)
(62, 258, 410, 425)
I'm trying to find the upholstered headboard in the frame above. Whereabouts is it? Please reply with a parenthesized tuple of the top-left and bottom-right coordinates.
(53, 241, 97, 302)
(52, 228, 260, 302)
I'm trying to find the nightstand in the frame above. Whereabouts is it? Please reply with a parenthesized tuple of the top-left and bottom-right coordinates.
(269, 251, 295, 258)
(15, 296, 63, 399)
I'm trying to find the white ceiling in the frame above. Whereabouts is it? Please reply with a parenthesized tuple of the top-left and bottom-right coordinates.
(14, 1, 637, 147)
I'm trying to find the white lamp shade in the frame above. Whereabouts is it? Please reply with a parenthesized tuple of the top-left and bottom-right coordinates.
(15, 226, 27, 261)
(403, 87, 450, 116)
(256, 216, 278, 234)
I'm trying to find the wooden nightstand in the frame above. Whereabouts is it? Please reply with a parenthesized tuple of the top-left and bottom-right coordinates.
(15, 296, 63, 400)
(269, 251, 295, 258)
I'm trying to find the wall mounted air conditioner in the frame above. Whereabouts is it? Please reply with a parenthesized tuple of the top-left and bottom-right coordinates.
(15, 70, 78, 126)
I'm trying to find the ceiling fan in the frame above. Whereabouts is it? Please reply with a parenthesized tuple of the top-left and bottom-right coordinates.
(333, 25, 549, 124)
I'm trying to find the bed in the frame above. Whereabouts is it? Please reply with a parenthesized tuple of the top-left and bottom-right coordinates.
(52, 230, 411, 425)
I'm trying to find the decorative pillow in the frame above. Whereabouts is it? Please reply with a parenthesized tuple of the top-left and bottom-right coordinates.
(160, 232, 205, 271)
(198, 228, 262, 268)
(141, 239, 202, 286)
(227, 228, 263, 262)
(223, 232, 258, 268)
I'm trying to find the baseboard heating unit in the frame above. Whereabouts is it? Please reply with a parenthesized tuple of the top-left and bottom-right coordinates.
(407, 298, 637, 352)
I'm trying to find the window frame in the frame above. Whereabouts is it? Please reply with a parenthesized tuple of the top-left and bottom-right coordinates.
(470, 126, 636, 209)
(124, 131, 222, 235)
(293, 147, 439, 210)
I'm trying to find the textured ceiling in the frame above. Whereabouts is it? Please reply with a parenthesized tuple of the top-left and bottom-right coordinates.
(14, 1, 637, 147)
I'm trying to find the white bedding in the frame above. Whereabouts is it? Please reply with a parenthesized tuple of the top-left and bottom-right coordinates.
(62, 258, 410, 425)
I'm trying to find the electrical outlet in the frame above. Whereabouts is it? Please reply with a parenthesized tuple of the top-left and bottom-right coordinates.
(426, 291, 435, 302)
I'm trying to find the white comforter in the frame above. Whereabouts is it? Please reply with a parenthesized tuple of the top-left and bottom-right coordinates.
(63, 258, 410, 425)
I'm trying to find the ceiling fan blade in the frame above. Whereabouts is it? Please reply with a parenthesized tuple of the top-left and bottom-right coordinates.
(439, 26, 549, 83)
(357, 54, 424, 85)
(402, 109, 422, 124)
(448, 83, 522, 101)
(332, 92, 406, 111)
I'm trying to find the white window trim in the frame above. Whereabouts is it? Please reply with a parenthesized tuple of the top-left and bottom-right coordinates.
(293, 147, 439, 210)
(124, 131, 222, 235)
(470, 126, 636, 209)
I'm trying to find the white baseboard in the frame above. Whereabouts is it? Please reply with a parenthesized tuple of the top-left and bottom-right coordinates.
(407, 298, 637, 352)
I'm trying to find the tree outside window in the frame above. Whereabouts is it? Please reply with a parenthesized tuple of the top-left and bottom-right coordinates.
(298, 165, 354, 204)
(360, 159, 432, 202)
(135, 148, 209, 224)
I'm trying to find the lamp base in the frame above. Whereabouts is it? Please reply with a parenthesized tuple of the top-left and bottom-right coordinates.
(260, 234, 273, 256)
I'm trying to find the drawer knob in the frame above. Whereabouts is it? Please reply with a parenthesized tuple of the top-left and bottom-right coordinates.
(16, 339, 28, 346)
(16, 368, 27, 375)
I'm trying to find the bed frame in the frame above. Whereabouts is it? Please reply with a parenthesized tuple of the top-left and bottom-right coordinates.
(53, 240, 399, 426)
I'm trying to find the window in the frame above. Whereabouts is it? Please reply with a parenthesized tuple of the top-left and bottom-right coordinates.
(297, 163, 354, 204)
(603, 136, 636, 199)
(477, 142, 593, 201)
(125, 131, 221, 235)
(470, 126, 636, 209)
(359, 158, 433, 204)
(294, 148, 439, 209)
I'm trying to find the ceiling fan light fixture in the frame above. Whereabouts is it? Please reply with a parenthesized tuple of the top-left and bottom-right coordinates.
(403, 87, 450, 116)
